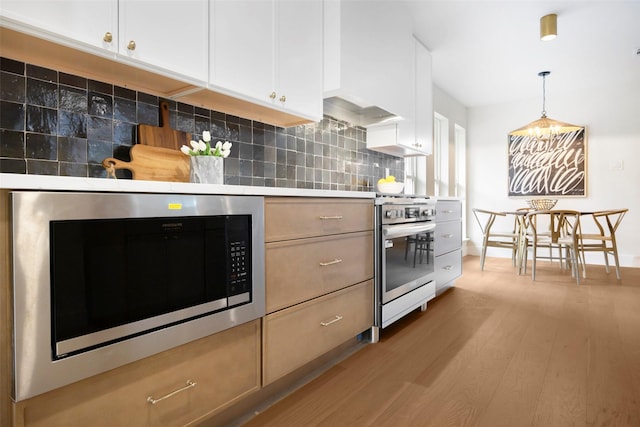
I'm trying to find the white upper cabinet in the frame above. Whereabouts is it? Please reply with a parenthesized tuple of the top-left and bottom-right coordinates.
(275, 1, 322, 120)
(210, 1, 273, 105)
(0, 0, 118, 52)
(324, 0, 414, 120)
(413, 38, 433, 155)
(210, 0, 323, 121)
(119, 0, 208, 83)
(366, 37, 433, 157)
(0, 0, 208, 83)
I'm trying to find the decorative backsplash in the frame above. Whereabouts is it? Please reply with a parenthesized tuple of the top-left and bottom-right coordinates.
(0, 57, 404, 191)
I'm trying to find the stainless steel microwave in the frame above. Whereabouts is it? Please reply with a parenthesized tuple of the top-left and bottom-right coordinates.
(10, 191, 265, 401)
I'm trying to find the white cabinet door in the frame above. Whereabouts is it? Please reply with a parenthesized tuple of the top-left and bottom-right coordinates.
(414, 38, 433, 156)
(119, 0, 208, 82)
(275, 0, 323, 120)
(366, 38, 433, 157)
(210, 0, 274, 104)
(0, 0, 117, 51)
(210, 0, 322, 121)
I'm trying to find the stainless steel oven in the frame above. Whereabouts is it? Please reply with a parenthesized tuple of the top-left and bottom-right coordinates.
(10, 191, 265, 401)
(373, 195, 436, 338)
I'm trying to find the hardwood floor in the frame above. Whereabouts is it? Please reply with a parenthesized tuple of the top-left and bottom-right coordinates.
(240, 256, 640, 427)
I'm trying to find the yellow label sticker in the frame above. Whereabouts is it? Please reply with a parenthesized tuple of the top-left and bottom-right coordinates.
(168, 203, 182, 210)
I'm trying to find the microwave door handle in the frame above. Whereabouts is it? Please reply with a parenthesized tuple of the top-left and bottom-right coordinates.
(383, 223, 436, 239)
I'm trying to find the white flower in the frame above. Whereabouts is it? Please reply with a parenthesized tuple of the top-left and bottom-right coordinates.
(202, 130, 211, 143)
(180, 131, 232, 157)
(221, 141, 232, 158)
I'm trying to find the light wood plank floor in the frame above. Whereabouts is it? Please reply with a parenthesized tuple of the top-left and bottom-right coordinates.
(241, 256, 640, 427)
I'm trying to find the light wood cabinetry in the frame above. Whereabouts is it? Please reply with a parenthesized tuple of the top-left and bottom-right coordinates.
(11, 320, 261, 427)
(264, 197, 373, 241)
(266, 231, 373, 313)
(210, 0, 323, 121)
(263, 197, 374, 385)
(434, 200, 462, 295)
(263, 280, 373, 385)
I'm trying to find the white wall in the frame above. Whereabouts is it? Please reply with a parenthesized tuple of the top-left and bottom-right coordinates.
(466, 82, 640, 267)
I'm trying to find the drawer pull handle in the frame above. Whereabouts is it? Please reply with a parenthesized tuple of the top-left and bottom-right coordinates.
(442, 234, 454, 239)
(443, 265, 453, 271)
(442, 210, 454, 213)
(147, 380, 196, 405)
(319, 215, 343, 220)
(321, 315, 343, 326)
(319, 258, 343, 267)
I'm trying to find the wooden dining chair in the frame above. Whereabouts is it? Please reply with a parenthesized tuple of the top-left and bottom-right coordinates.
(524, 210, 584, 283)
(472, 208, 520, 270)
(578, 208, 628, 280)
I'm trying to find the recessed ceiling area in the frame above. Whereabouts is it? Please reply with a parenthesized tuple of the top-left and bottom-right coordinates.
(401, 0, 640, 108)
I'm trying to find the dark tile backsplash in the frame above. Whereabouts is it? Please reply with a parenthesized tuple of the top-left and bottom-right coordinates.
(0, 57, 403, 191)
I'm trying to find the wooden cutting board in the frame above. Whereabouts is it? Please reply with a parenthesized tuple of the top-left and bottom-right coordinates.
(138, 101, 191, 150)
(102, 144, 190, 182)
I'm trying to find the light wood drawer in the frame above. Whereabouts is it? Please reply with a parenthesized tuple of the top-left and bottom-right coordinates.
(435, 200, 461, 223)
(434, 220, 462, 256)
(265, 231, 373, 313)
(263, 280, 373, 385)
(435, 248, 462, 287)
(265, 197, 373, 241)
(13, 320, 261, 427)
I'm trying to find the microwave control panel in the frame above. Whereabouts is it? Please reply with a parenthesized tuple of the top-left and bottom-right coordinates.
(229, 240, 249, 295)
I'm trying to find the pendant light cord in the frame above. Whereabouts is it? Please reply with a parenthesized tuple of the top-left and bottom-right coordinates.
(539, 70, 550, 118)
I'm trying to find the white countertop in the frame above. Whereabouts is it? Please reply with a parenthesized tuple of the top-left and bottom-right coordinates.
(0, 173, 376, 199)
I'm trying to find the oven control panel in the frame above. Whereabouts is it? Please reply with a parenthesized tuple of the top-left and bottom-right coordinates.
(380, 204, 436, 224)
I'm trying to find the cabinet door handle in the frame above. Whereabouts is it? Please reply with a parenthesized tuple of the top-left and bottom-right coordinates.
(127, 40, 136, 51)
(269, 91, 276, 99)
(320, 315, 343, 326)
(103, 32, 112, 43)
(319, 215, 343, 220)
(319, 259, 343, 267)
(279, 95, 286, 102)
(147, 380, 196, 405)
(443, 265, 453, 271)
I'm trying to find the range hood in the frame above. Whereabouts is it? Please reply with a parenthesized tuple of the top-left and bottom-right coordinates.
(323, 96, 401, 127)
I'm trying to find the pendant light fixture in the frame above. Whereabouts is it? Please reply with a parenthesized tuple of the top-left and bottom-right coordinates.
(510, 71, 581, 139)
(540, 13, 557, 41)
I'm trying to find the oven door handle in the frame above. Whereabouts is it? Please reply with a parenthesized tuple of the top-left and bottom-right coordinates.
(383, 223, 436, 239)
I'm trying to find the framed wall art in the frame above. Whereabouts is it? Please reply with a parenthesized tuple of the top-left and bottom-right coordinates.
(507, 127, 587, 197)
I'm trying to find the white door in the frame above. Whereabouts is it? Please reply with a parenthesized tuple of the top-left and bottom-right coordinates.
(210, 0, 275, 105)
(0, 0, 117, 51)
(119, 0, 209, 82)
(275, 0, 323, 120)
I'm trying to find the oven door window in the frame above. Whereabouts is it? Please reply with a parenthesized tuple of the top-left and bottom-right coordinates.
(382, 226, 435, 302)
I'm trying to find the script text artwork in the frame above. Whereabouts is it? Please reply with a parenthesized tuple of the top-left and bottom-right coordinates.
(508, 128, 586, 197)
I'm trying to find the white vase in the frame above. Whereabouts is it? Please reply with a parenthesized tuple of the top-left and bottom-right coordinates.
(189, 156, 224, 184)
